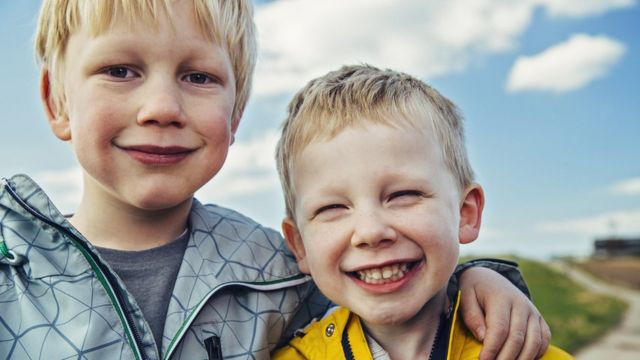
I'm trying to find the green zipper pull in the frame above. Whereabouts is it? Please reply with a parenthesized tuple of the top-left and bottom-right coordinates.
(0, 241, 14, 259)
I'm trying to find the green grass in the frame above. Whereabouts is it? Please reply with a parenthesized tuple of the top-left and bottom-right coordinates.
(468, 257, 628, 353)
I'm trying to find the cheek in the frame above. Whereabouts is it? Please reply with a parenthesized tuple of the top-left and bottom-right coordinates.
(190, 94, 235, 133)
(302, 227, 346, 270)
(399, 211, 458, 248)
(67, 90, 122, 139)
(198, 112, 233, 145)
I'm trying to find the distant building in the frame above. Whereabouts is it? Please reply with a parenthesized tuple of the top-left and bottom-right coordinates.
(594, 237, 640, 257)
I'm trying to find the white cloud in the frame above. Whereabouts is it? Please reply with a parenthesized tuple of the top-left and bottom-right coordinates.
(477, 226, 508, 241)
(31, 167, 83, 214)
(538, 209, 640, 237)
(196, 130, 282, 204)
(254, 0, 536, 96)
(254, 0, 634, 97)
(539, 0, 636, 18)
(506, 34, 626, 93)
(609, 177, 640, 195)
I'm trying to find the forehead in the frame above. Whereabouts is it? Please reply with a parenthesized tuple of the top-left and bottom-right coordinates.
(290, 122, 458, 211)
(296, 122, 446, 181)
(76, 1, 220, 44)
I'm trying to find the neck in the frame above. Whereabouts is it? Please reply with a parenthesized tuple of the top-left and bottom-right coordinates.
(70, 188, 192, 251)
(364, 289, 446, 360)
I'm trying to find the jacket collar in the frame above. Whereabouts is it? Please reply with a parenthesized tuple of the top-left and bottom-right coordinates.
(1, 174, 93, 278)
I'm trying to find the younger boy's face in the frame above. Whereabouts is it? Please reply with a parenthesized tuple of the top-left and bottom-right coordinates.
(283, 121, 483, 327)
(44, 1, 237, 211)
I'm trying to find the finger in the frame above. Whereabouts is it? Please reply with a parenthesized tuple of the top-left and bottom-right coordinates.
(516, 314, 542, 360)
(460, 285, 487, 341)
(537, 315, 552, 358)
(495, 302, 527, 360)
(478, 301, 510, 360)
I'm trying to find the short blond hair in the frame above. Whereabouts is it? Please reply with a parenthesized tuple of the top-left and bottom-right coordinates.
(276, 64, 475, 219)
(35, 0, 257, 123)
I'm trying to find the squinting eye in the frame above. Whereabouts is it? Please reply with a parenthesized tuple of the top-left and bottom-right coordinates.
(390, 190, 423, 200)
(185, 73, 214, 84)
(315, 204, 345, 215)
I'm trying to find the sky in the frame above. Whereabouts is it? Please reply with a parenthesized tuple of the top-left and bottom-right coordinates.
(1, 0, 638, 259)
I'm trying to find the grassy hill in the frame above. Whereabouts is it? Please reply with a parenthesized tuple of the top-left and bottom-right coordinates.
(504, 257, 627, 353)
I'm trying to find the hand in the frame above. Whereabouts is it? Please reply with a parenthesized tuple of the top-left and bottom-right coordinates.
(458, 267, 551, 360)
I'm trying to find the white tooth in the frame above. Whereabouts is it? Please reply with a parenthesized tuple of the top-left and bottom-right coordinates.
(382, 267, 393, 279)
(355, 262, 417, 284)
(390, 264, 399, 275)
(371, 269, 382, 280)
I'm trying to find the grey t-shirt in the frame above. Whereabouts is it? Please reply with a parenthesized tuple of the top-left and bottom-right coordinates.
(97, 230, 189, 352)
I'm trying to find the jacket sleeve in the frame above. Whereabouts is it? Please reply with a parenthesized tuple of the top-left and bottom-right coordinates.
(276, 282, 334, 348)
(452, 258, 531, 299)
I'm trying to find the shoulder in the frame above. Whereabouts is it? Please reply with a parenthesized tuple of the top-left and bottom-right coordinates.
(450, 314, 574, 360)
(187, 200, 302, 280)
(1, 174, 68, 224)
(191, 200, 281, 235)
(273, 307, 356, 359)
(190, 199, 284, 247)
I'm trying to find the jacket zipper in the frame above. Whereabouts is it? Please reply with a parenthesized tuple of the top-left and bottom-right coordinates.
(162, 275, 311, 359)
(427, 316, 444, 360)
(342, 328, 356, 360)
(5, 184, 149, 360)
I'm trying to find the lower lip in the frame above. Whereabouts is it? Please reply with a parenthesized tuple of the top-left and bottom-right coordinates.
(350, 260, 424, 294)
(124, 149, 192, 166)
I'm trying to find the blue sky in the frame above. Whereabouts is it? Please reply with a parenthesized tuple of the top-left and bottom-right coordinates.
(1, 0, 638, 259)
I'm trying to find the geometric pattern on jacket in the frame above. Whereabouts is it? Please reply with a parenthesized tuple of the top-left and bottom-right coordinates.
(0, 174, 331, 359)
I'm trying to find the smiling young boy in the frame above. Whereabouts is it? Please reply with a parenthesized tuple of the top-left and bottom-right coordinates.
(273, 65, 573, 359)
(1, 1, 551, 359)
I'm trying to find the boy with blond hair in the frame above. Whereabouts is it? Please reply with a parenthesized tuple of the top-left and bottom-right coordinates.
(1, 1, 549, 359)
(274, 64, 573, 359)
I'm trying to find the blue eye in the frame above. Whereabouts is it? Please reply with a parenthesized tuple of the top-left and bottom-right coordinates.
(184, 73, 215, 84)
(105, 66, 135, 79)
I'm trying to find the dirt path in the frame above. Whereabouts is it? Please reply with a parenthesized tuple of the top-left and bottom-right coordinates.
(550, 261, 640, 360)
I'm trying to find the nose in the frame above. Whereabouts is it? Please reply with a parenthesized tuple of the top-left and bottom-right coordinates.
(351, 208, 397, 249)
(137, 80, 187, 128)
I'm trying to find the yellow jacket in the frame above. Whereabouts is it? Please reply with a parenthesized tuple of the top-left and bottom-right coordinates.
(272, 293, 574, 360)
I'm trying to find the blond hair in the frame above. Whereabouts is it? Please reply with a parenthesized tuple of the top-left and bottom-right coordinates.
(275, 64, 475, 219)
(35, 0, 257, 123)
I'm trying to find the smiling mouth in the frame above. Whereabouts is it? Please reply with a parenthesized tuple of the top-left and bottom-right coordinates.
(350, 260, 422, 285)
(118, 144, 196, 165)
(121, 145, 195, 155)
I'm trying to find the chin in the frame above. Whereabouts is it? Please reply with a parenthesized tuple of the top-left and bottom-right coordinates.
(359, 305, 417, 326)
(129, 192, 193, 212)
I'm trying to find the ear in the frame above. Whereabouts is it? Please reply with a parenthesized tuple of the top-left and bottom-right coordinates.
(229, 109, 243, 146)
(281, 217, 310, 274)
(40, 68, 71, 141)
(458, 184, 485, 245)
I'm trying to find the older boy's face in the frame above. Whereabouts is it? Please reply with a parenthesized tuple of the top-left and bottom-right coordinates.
(285, 122, 480, 327)
(51, 1, 237, 211)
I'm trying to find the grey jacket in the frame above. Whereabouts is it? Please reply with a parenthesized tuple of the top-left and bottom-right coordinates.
(0, 174, 330, 360)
